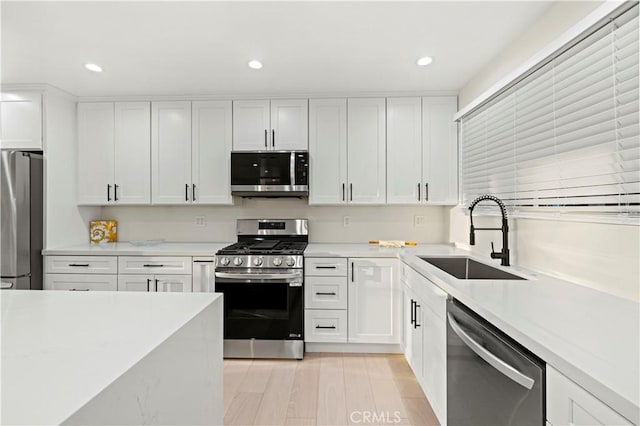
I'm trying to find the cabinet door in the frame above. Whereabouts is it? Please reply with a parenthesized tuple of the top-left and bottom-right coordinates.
(151, 101, 192, 204)
(44, 274, 117, 291)
(271, 99, 308, 150)
(386, 97, 423, 204)
(117, 274, 152, 292)
(77, 102, 114, 205)
(422, 97, 458, 205)
(192, 101, 232, 204)
(422, 306, 446, 425)
(402, 285, 414, 362)
(411, 297, 424, 380)
(0, 91, 42, 150)
(155, 275, 193, 292)
(308, 99, 348, 205)
(347, 98, 386, 204)
(192, 257, 215, 292)
(348, 258, 400, 343)
(114, 102, 151, 204)
(232, 100, 270, 151)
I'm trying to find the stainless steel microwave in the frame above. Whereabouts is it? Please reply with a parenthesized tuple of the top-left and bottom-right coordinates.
(230, 151, 309, 197)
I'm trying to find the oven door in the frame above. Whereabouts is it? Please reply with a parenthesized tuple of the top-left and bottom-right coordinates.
(214, 269, 303, 340)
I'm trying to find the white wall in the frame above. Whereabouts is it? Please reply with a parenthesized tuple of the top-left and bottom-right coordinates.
(453, 1, 640, 301)
(102, 200, 448, 244)
(44, 87, 100, 248)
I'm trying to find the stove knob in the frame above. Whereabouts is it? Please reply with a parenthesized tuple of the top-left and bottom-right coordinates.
(286, 257, 296, 267)
(233, 257, 243, 266)
(253, 257, 263, 266)
(219, 257, 230, 266)
(272, 257, 283, 266)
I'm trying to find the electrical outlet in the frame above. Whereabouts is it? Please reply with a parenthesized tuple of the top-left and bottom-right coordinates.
(343, 216, 352, 227)
(414, 215, 425, 227)
(194, 216, 206, 227)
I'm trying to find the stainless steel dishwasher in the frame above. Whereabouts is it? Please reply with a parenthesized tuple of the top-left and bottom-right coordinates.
(447, 298, 545, 426)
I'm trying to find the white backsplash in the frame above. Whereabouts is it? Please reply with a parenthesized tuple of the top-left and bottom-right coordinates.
(101, 198, 448, 244)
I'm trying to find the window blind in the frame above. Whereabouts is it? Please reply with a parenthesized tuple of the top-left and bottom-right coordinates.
(460, 5, 639, 218)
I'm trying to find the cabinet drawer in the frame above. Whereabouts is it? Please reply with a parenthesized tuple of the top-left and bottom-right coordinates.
(304, 309, 348, 342)
(547, 366, 632, 426)
(44, 274, 117, 291)
(118, 256, 192, 275)
(305, 257, 348, 276)
(45, 256, 118, 274)
(305, 276, 348, 310)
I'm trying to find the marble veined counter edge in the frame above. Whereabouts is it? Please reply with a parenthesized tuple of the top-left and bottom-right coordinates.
(1, 291, 224, 425)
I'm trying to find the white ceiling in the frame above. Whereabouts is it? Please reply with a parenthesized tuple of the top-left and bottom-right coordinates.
(1, 1, 553, 97)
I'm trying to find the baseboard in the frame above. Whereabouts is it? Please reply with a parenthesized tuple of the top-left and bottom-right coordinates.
(305, 342, 402, 354)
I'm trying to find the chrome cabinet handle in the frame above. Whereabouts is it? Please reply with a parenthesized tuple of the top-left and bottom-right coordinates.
(447, 313, 535, 389)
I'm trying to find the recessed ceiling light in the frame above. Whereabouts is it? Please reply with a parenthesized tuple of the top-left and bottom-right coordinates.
(417, 57, 433, 67)
(248, 60, 263, 70)
(84, 63, 103, 73)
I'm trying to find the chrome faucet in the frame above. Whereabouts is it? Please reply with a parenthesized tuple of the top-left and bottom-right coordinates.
(469, 194, 510, 266)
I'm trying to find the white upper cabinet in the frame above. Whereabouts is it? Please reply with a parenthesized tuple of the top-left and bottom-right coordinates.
(308, 99, 348, 205)
(191, 101, 233, 204)
(270, 99, 308, 150)
(0, 91, 42, 150)
(233, 99, 308, 151)
(78, 102, 151, 205)
(77, 103, 115, 205)
(386, 97, 423, 204)
(347, 98, 387, 204)
(348, 258, 400, 344)
(422, 96, 458, 205)
(151, 101, 192, 204)
(386, 96, 458, 205)
(114, 102, 151, 204)
(232, 100, 270, 151)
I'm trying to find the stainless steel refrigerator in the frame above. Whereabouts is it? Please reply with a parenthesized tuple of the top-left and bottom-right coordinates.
(1, 150, 43, 290)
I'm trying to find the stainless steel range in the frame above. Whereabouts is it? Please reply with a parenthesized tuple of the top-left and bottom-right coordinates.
(215, 219, 308, 360)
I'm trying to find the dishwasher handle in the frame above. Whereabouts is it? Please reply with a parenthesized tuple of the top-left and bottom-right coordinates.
(447, 313, 535, 390)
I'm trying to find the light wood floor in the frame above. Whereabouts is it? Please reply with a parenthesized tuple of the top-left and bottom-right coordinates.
(223, 353, 439, 426)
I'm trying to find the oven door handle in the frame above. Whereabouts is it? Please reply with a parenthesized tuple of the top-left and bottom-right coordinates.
(214, 271, 303, 281)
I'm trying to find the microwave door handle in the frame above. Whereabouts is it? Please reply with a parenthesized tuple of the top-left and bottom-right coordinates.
(447, 313, 535, 390)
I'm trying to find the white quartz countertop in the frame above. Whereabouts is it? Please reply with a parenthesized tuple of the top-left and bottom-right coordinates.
(42, 242, 231, 256)
(0, 291, 223, 425)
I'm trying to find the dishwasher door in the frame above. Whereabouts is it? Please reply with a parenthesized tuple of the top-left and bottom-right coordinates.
(447, 299, 544, 426)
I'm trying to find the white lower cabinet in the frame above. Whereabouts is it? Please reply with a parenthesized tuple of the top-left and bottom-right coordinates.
(192, 257, 215, 292)
(304, 257, 400, 345)
(348, 258, 400, 344)
(402, 263, 447, 426)
(547, 366, 632, 426)
(44, 274, 117, 291)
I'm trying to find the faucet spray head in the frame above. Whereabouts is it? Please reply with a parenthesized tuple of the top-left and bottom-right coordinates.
(469, 226, 475, 246)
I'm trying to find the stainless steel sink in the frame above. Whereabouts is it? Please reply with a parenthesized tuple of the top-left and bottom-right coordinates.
(419, 257, 526, 280)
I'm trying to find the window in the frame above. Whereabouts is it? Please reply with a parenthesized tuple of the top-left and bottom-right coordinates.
(459, 5, 639, 220)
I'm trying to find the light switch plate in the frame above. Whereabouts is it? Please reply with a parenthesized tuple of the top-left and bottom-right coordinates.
(194, 216, 206, 227)
(414, 215, 425, 227)
(343, 216, 352, 227)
